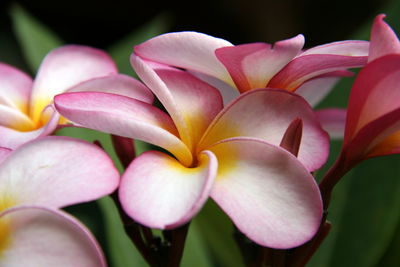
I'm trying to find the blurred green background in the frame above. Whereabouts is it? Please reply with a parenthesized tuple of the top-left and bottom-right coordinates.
(0, 0, 399, 266)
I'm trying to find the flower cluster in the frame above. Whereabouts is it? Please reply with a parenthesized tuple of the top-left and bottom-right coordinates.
(0, 13, 399, 266)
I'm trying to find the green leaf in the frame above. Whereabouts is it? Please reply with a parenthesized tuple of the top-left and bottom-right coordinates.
(194, 200, 245, 267)
(181, 221, 212, 267)
(107, 13, 171, 76)
(328, 155, 400, 267)
(9, 4, 63, 73)
(98, 197, 148, 267)
(376, 218, 400, 267)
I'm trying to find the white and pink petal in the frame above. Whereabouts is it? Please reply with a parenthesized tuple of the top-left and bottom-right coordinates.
(0, 206, 106, 267)
(134, 31, 235, 86)
(0, 63, 32, 114)
(30, 45, 117, 123)
(119, 150, 217, 229)
(54, 91, 193, 166)
(131, 55, 223, 152)
(0, 136, 119, 208)
(199, 89, 329, 171)
(0, 107, 59, 149)
(208, 138, 322, 248)
(66, 74, 154, 104)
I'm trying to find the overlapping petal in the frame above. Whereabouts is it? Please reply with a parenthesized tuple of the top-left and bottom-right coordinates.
(119, 150, 217, 229)
(0, 206, 106, 267)
(0, 136, 119, 208)
(199, 89, 329, 171)
(0, 63, 32, 113)
(134, 31, 234, 86)
(295, 72, 352, 107)
(215, 35, 304, 92)
(54, 92, 193, 165)
(30, 45, 117, 123)
(369, 14, 400, 62)
(208, 138, 322, 248)
(315, 108, 347, 139)
(131, 55, 223, 152)
(67, 74, 154, 104)
(341, 54, 400, 165)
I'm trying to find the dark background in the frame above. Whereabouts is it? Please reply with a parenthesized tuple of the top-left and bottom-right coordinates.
(0, 0, 389, 51)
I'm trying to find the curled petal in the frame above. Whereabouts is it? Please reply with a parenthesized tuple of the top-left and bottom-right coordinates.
(134, 31, 234, 86)
(200, 89, 329, 171)
(0, 206, 106, 267)
(215, 35, 305, 92)
(54, 92, 192, 166)
(369, 14, 400, 62)
(0, 136, 119, 208)
(119, 150, 217, 229)
(0, 63, 32, 114)
(67, 74, 154, 104)
(30, 45, 117, 123)
(208, 138, 322, 248)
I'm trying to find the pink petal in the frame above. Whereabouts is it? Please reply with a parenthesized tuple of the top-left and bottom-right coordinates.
(344, 54, 400, 144)
(215, 35, 305, 92)
(54, 92, 192, 166)
(119, 150, 217, 229)
(300, 40, 369, 57)
(134, 31, 235, 86)
(0, 106, 59, 149)
(369, 14, 400, 62)
(30, 45, 117, 123)
(199, 89, 329, 171)
(0, 63, 32, 114)
(345, 108, 400, 163)
(316, 108, 347, 139)
(131, 55, 223, 153)
(189, 71, 239, 106)
(295, 72, 352, 107)
(268, 54, 367, 91)
(67, 74, 154, 104)
(0, 206, 106, 267)
(208, 138, 322, 248)
(0, 147, 12, 163)
(0, 136, 119, 208)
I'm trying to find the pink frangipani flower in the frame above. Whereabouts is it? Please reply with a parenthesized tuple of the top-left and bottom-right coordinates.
(320, 14, 400, 203)
(54, 54, 328, 248)
(133, 31, 369, 138)
(0, 45, 153, 149)
(341, 15, 400, 167)
(0, 136, 119, 266)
